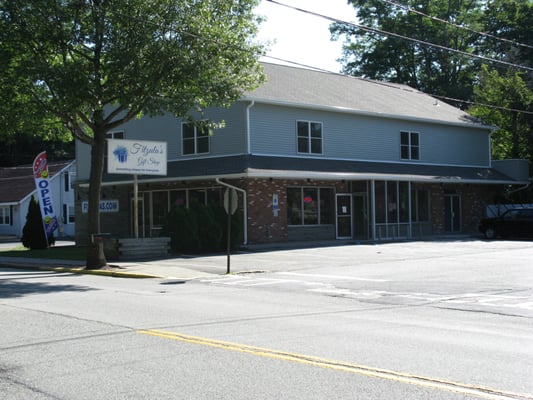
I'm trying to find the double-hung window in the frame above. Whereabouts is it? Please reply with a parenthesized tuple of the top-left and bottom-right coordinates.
(63, 204, 75, 224)
(297, 121, 322, 154)
(400, 131, 420, 160)
(183, 122, 209, 155)
(0, 206, 11, 225)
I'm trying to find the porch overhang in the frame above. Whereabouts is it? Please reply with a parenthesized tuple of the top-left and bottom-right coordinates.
(83, 155, 527, 187)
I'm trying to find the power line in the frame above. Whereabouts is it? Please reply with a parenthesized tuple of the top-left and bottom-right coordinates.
(377, 0, 533, 51)
(113, 2, 533, 116)
(266, 0, 533, 73)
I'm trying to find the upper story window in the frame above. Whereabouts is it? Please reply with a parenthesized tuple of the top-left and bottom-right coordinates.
(297, 121, 322, 154)
(183, 122, 209, 155)
(106, 131, 124, 140)
(401, 131, 420, 160)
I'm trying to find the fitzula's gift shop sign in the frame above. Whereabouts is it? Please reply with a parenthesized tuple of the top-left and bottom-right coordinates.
(33, 151, 59, 238)
(107, 139, 167, 175)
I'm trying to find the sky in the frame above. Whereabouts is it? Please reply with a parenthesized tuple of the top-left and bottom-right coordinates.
(254, 0, 358, 72)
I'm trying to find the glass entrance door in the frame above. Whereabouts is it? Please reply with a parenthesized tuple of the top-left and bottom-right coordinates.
(444, 194, 461, 233)
(336, 194, 352, 239)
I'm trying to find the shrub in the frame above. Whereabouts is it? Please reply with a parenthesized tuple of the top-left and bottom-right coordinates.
(162, 202, 241, 253)
(22, 196, 50, 250)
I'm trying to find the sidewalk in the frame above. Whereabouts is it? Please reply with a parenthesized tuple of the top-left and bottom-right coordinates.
(0, 239, 358, 280)
(0, 235, 479, 280)
(0, 254, 241, 280)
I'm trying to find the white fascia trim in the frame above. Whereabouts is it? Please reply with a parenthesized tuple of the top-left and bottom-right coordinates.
(244, 168, 525, 185)
(80, 170, 525, 188)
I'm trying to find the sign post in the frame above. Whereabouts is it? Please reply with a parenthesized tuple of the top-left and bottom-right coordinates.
(223, 188, 238, 274)
(107, 139, 167, 238)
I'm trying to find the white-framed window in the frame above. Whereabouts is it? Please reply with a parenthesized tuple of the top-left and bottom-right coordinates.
(400, 131, 420, 160)
(64, 172, 76, 192)
(287, 187, 334, 225)
(182, 122, 209, 155)
(106, 130, 124, 140)
(63, 204, 75, 224)
(0, 206, 11, 225)
(105, 130, 124, 162)
(297, 121, 323, 154)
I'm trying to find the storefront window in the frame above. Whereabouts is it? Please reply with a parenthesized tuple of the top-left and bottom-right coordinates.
(152, 191, 169, 227)
(288, 187, 334, 225)
(319, 188, 334, 224)
(374, 181, 386, 223)
(399, 182, 410, 222)
(288, 188, 302, 225)
(170, 190, 186, 208)
(303, 188, 318, 224)
(387, 181, 398, 223)
(189, 189, 207, 207)
(411, 189, 430, 222)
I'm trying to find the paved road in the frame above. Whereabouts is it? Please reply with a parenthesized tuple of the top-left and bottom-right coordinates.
(1, 239, 532, 399)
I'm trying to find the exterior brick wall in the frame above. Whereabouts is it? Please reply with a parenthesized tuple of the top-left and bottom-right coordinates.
(244, 178, 349, 244)
(429, 183, 500, 235)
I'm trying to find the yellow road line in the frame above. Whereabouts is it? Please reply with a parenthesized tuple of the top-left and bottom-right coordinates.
(137, 329, 532, 400)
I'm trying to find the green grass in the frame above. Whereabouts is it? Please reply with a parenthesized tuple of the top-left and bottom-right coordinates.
(0, 245, 87, 260)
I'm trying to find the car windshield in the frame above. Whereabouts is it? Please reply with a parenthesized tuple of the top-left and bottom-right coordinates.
(503, 210, 520, 220)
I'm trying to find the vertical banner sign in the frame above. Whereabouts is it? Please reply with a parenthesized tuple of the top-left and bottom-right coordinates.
(33, 151, 59, 239)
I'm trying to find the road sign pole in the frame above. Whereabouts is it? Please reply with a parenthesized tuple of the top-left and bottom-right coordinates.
(226, 207, 231, 274)
(223, 188, 238, 274)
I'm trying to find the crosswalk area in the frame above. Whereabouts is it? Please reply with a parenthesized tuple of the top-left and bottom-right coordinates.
(198, 273, 533, 314)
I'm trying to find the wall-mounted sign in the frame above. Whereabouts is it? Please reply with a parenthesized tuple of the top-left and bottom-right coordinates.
(272, 194, 279, 210)
(107, 139, 167, 176)
(82, 200, 119, 214)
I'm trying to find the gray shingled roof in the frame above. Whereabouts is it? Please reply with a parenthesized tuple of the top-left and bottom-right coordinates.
(246, 63, 487, 128)
(0, 160, 74, 204)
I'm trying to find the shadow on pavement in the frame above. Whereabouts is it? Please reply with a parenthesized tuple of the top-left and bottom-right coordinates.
(0, 274, 97, 299)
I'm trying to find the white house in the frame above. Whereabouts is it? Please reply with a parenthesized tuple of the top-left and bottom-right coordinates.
(0, 159, 76, 239)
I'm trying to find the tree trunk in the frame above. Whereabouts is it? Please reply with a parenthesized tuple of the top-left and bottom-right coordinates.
(85, 127, 107, 269)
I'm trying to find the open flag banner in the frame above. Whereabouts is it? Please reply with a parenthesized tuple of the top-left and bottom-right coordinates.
(33, 151, 59, 238)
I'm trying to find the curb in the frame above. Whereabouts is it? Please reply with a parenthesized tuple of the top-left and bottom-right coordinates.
(48, 266, 162, 279)
(0, 262, 161, 279)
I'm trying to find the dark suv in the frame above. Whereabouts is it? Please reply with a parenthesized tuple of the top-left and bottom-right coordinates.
(479, 208, 533, 239)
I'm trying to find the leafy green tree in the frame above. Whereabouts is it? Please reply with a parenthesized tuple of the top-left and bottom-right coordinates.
(1, 0, 265, 267)
(22, 196, 49, 250)
(331, 0, 484, 102)
(469, 65, 533, 175)
(481, 0, 533, 83)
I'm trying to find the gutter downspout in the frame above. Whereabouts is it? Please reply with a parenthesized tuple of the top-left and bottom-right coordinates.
(216, 178, 248, 245)
(246, 101, 255, 155)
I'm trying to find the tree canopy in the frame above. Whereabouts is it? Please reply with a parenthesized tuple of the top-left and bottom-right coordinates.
(331, 0, 485, 102)
(333, 0, 533, 198)
(0, 0, 265, 267)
